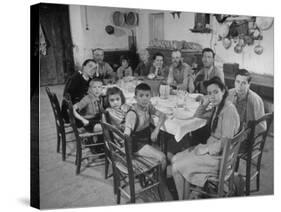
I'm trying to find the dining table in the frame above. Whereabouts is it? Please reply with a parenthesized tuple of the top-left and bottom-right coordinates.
(104, 78, 207, 143)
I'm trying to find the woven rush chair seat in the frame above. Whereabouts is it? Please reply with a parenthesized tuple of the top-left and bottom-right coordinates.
(101, 119, 164, 204)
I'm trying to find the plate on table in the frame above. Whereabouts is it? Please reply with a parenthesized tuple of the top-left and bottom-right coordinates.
(156, 105, 174, 115)
(173, 108, 194, 120)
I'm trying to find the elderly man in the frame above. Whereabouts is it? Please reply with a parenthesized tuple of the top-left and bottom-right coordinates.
(148, 52, 169, 78)
(227, 69, 266, 133)
(93, 48, 115, 83)
(167, 50, 194, 92)
(194, 48, 224, 94)
(134, 49, 151, 76)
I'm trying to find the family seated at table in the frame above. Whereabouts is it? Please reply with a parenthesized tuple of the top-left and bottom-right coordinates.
(60, 46, 266, 200)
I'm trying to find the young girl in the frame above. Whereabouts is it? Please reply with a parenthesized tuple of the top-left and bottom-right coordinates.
(104, 87, 131, 141)
(116, 55, 133, 80)
(171, 76, 240, 200)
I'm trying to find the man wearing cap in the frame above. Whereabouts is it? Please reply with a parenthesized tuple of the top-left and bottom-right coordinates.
(194, 48, 224, 94)
(167, 50, 194, 92)
(93, 48, 115, 83)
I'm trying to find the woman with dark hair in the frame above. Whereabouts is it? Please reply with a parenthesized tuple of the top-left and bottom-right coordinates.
(171, 76, 240, 200)
(116, 55, 133, 80)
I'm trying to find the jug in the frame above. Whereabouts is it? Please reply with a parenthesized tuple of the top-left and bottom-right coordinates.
(159, 84, 170, 99)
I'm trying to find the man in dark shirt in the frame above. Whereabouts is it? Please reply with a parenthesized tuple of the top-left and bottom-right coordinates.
(61, 59, 97, 122)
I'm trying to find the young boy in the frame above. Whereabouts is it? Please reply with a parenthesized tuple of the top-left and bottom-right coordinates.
(124, 83, 167, 170)
(73, 78, 104, 155)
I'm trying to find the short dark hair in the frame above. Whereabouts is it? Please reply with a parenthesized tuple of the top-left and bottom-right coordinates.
(89, 78, 103, 87)
(82, 59, 95, 67)
(135, 83, 152, 95)
(152, 52, 164, 60)
(202, 48, 215, 58)
(171, 49, 182, 56)
(105, 86, 126, 107)
(203, 76, 227, 91)
(93, 48, 104, 54)
(235, 69, 252, 83)
(120, 55, 130, 64)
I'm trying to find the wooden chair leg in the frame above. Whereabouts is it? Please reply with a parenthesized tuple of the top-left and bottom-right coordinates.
(158, 167, 165, 201)
(158, 184, 164, 201)
(130, 194, 136, 203)
(235, 157, 240, 172)
(104, 157, 109, 179)
(116, 177, 121, 204)
(61, 132, 66, 161)
(245, 158, 251, 196)
(76, 146, 82, 175)
(256, 172, 260, 192)
(56, 131, 61, 153)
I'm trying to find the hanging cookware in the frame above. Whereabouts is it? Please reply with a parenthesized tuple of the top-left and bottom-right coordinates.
(238, 38, 246, 47)
(105, 25, 115, 35)
(125, 12, 139, 26)
(244, 35, 254, 45)
(112, 11, 125, 26)
(254, 44, 264, 55)
(256, 17, 273, 31)
(234, 43, 243, 54)
(252, 28, 261, 39)
(222, 37, 232, 49)
(218, 23, 229, 38)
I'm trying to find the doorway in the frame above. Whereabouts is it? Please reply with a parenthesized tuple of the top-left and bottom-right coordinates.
(39, 3, 74, 86)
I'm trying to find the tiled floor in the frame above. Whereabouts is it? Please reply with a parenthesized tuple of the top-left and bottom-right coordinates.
(38, 84, 274, 209)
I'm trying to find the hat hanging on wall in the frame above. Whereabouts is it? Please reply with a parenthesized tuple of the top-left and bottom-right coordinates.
(105, 25, 115, 35)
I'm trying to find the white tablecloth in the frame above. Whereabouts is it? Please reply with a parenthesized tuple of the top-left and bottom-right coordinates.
(104, 84, 207, 142)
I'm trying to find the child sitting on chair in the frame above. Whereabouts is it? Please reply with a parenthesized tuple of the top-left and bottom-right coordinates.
(116, 55, 133, 80)
(124, 83, 167, 170)
(104, 86, 131, 145)
(73, 78, 104, 155)
(105, 87, 130, 130)
(73, 78, 104, 131)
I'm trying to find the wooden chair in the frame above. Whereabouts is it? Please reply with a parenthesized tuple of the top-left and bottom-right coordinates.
(102, 111, 115, 180)
(101, 121, 164, 204)
(45, 87, 74, 161)
(64, 96, 105, 175)
(236, 112, 274, 195)
(189, 128, 251, 198)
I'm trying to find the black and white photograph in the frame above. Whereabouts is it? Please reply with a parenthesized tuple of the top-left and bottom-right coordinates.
(30, 1, 274, 210)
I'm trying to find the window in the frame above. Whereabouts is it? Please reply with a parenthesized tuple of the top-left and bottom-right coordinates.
(149, 13, 164, 41)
